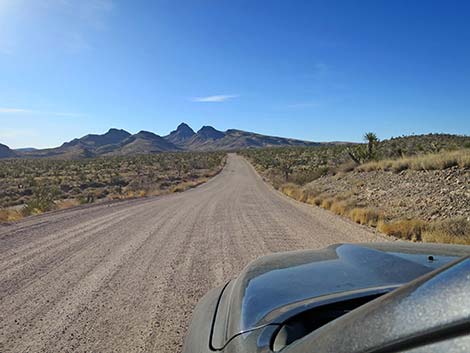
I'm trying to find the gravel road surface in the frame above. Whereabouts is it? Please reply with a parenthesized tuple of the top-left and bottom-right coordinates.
(0, 154, 386, 352)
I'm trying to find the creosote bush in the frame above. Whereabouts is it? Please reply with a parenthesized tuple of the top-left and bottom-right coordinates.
(22, 185, 59, 216)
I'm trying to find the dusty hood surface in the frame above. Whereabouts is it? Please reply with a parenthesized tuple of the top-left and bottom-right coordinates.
(212, 242, 468, 348)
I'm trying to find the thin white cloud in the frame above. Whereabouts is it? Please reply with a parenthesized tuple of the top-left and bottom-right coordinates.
(0, 107, 86, 117)
(191, 94, 239, 103)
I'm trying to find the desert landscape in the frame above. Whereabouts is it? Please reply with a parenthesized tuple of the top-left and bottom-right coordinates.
(1, 126, 469, 351)
(1, 1, 469, 352)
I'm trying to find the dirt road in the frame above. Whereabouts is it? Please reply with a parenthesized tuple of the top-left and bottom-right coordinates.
(0, 154, 386, 353)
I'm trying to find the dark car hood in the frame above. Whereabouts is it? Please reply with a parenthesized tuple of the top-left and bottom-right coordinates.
(212, 242, 469, 349)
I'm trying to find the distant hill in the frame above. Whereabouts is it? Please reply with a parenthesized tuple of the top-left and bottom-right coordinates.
(178, 127, 320, 151)
(19, 128, 132, 159)
(61, 128, 131, 149)
(5, 123, 319, 159)
(107, 131, 179, 155)
(0, 143, 16, 158)
(1, 127, 468, 160)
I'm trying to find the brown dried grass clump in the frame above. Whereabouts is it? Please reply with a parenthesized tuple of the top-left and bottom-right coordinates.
(321, 198, 334, 210)
(377, 219, 426, 241)
(377, 217, 470, 245)
(422, 217, 470, 245)
(330, 201, 349, 216)
(0, 209, 23, 223)
(303, 186, 322, 205)
(279, 183, 306, 202)
(349, 208, 383, 227)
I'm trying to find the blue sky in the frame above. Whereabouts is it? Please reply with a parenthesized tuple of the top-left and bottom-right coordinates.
(0, 0, 469, 148)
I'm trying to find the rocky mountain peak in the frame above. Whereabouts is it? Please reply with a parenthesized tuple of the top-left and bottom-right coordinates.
(105, 128, 131, 138)
(165, 122, 196, 144)
(174, 123, 196, 137)
(197, 126, 225, 139)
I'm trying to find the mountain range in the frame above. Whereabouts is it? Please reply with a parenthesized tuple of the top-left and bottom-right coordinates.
(1, 123, 320, 159)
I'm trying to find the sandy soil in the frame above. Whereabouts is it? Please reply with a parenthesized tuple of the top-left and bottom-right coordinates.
(0, 154, 387, 353)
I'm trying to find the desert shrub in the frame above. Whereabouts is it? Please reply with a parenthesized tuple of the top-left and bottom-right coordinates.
(0, 152, 226, 215)
(22, 185, 59, 215)
(290, 167, 329, 185)
(78, 193, 96, 204)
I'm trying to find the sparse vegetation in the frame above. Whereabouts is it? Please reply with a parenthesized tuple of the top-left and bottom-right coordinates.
(240, 144, 352, 188)
(377, 219, 426, 241)
(422, 217, 470, 244)
(378, 217, 470, 244)
(347, 132, 379, 164)
(0, 209, 23, 223)
(358, 149, 470, 172)
(241, 133, 470, 245)
(0, 152, 225, 223)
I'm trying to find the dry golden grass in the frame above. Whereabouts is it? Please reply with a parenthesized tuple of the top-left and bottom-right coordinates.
(422, 231, 470, 245)
(330, 201, 349, 216)
(280, 183, 306, 202)
(358, 149, 470, 173)
(377, 217, 470, 244)
(0, 209, 23, 223)
(422, 217, 470, 245)
(349, 208, 383, 227)
(377, 219, 426, 241)
(320, 198, 334, 210)
(302, 186, 322, 204)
